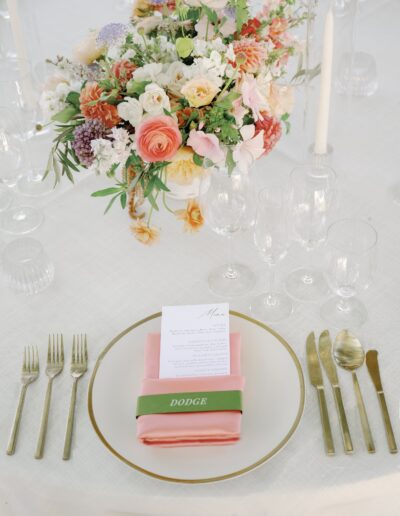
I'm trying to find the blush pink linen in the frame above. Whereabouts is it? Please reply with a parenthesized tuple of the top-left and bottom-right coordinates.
(136, 333, 244, 447)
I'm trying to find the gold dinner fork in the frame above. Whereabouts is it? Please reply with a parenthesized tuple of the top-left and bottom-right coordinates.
(35, 334, 64, 459)
(63, 334, 88, 460)
(7, 346, 39, 455)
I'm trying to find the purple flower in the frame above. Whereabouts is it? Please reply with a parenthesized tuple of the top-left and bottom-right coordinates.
(97, 23, 128, 47)
(72, 119, 110, 167)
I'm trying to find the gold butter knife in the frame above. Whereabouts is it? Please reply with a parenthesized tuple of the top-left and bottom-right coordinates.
(319, 330, 353, 454)
(306, 332, 335, 455)
(366, 350, 398, 454)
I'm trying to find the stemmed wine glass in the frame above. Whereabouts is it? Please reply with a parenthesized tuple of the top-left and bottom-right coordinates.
(0, 107, 44, 234)
(285, 164, 337, 302)
(250, 185, 293, 322)
(321, 219, 377, 328)
(199, 166, 256, 297)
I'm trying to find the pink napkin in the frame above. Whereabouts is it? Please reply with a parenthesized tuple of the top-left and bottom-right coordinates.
(136, 332, 244, 447)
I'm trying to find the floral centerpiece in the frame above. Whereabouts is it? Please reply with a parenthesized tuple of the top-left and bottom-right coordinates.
(41, 0, 307, 244)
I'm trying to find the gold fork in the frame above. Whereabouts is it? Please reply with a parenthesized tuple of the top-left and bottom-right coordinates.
(7, 346, 39, 455)
(63, 334, 88, 460)
(35, 334, 64, 459)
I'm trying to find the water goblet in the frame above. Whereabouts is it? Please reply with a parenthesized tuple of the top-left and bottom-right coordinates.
(199, 166, 256, 297)
(250, 185, 293, 322)
(320, 219, 377, 328)
(2, 237, 55, 295)
(285, 164, 337, 302)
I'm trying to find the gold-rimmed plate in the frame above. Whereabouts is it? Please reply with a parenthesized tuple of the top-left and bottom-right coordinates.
(88, 311, 304, 483)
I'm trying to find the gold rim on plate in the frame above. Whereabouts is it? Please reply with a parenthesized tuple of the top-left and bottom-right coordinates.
(88, 310, 305, 483)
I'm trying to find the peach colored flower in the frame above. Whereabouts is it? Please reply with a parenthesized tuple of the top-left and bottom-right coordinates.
(80, 82, 121, 128)
(135, 115, 182, 162)
(266, 83, 294, 118)
(72, 30, 105, 65)
(175, 199, 204, 233)
(233, 39, 267, 74)
(181, 77, 219, 108)
(241, 74, 269, 122)
(131, 220, 160, 245)
(269, 17, 289, 40)
(166, 147, 204, 185)
(255, 113, 282, 156)
(111, 60, 137, 86)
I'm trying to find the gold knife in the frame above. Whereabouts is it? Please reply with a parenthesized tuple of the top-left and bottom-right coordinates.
(366, 350, 398, 453)
(319, 330, 354, 454)
(306, 332, 335, 455)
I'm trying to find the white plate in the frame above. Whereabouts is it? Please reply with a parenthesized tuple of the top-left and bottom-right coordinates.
(88, 311, 305, 483)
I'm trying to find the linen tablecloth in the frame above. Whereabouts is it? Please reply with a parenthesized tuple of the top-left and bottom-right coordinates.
(1, 1, 400, 515)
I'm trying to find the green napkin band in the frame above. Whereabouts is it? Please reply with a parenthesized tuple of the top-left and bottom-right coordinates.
(136, 390, 242, 417)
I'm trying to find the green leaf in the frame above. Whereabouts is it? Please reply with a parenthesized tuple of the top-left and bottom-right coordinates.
(120, 192, 127, 209)
(234, 0, 249, 33)
(104, 193, 120, 214)
(91, 187, 121, 197)
(126, 79, 151, 96)
(226, 147, 235, 175)
(176, 37, 194, 58)
(153, 175, 170, 192)
(281, 113, 289, 121)
(65, 91, 80, 110)
(216, 91, 241, 110)
(147, 190, 159, 211)
(193, 153, 203, 167)
(163, 108, 172, 117)
(51, 105, 78, 123)
(202, 5, 218, 25)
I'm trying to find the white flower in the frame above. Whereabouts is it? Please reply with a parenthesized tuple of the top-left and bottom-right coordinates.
(90, 139, 115, 175)
(110, 128, 132, 160)
(40, 81, 72, 120)
(185, 0, 228, 9)
(165, 61, 192, 96)
(117, 97, 143, 127)
(139, 83, 170, 115)
(133, 63, 163, 82)
(233, 125, 265, 173)
(193, 39, 209, 57)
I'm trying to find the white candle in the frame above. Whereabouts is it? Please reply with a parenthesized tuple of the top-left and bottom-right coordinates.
(314, 9, 334, 155)
(6, 0, 35, 109)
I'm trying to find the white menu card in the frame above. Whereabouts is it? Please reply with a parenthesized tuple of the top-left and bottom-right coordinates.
(159, 303, 230, 379)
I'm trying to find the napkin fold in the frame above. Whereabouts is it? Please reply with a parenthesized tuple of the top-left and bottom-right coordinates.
(136, 332, 244, 447)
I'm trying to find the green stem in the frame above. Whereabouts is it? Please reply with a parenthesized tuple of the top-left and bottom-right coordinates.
(147, 189, 160, 226)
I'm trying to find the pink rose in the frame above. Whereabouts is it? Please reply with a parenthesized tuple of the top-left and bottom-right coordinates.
(135, 115, 182, 163)
(187, 130, 224, 163)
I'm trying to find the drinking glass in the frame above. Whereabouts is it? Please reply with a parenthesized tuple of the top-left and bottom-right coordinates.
(0, 58, 36, 139)
(199, 167, 256, 297)
(0, 107, 44, 234)
(321, 219, 377, 328)
(285, 164, 337, 302)
(2, 237, 55, 294)
(250, 186, 293, 322)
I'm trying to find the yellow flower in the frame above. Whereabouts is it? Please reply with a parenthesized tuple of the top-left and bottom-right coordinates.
(175, 199, 204, 233)
(165, 147, 204, 185)
(72, 30, 105, 66)
(181, 77, 219, 108)
(131, 221, 160, 245)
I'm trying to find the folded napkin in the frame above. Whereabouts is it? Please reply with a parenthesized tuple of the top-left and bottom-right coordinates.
(136, 332, 244, 447)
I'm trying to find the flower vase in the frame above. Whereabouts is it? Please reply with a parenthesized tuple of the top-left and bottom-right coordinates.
(164, 147, 204, 201)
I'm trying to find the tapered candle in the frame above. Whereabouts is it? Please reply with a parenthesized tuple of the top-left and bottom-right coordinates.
(6, 0, 35, 109)
(314, 9, 334, 155)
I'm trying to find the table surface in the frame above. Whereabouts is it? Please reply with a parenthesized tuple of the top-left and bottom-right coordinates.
(1, 1, 400, 515)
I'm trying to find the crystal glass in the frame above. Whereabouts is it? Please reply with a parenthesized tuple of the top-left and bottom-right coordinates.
(0, 107, 44, 233)
(321, 219, 377, 328)
(0, 58, 36, 138)
(336, 51, 378, 97)
(250, 186, 293, 322)
(200, 166, 256, 297)
(285, 164, 337, 301)
(2, 237, 54, 294)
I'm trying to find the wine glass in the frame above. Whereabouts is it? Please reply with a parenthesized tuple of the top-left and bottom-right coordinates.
(199, 166, 256, 297)
(250, 185, 293, 322)
(321, 219, 377, 328)
(285, 164, 337, 302)
(0, 107, 44, 234)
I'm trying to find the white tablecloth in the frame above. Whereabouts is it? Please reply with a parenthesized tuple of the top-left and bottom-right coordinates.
(1, 1, 400, 515)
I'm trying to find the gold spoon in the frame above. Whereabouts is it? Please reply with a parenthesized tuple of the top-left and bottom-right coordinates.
(333, 330, 375, 453)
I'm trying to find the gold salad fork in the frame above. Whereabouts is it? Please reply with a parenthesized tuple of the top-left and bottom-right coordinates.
(7, 346, 39, 455)
(35, 334, 64, 459)
(63, 334, 88, 460)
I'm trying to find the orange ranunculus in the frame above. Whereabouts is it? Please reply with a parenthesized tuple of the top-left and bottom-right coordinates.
(111, 60, 137, 86)
(233, 39, 267, 74)
(80, 82, 120, 128)
(135, 115, 182, 163)
(131, 220, 160, 245)
(175, 199, 204, 233)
